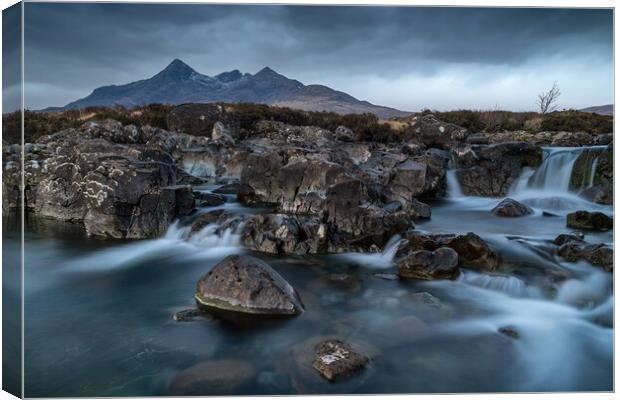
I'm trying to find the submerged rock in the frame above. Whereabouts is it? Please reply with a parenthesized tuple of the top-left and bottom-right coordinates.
(195, 255, 304, 318)
(169, 359, 256, 395)
(566, 210, 613, 231)
(498, 326, 520, 339)
(312, 340, 370, 382)
(398, 247, 459, 280)
(173, 308, 210, 322)
(491, 198, 533, 217)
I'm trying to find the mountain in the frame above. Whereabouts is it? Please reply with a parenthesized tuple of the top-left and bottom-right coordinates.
(580, 104, 613, 116)
(62, 59, 409, 119)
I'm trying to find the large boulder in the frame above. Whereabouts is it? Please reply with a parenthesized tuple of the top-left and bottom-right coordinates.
(195, 255, 304, 317)
(567, 210, 613, 231)
(398, 247, 459, 280)
(491, 198, 533, 217)
(404, 113, 469, 148)
(455, 142, 542, 197)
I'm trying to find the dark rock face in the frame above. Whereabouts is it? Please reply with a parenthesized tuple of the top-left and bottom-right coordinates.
(404, 113, 469, 149)
(398, 247, 459, 280)
(169, 359, 256, 395)
(312, 340, 369, 381)
(195, 255, 304, 317)
(491, 198, 533, 217)
(570, 146, 613, 205)
(454, 142, 542, 197)
(567, 210, 613, 231)
(2, 120, 197, 238)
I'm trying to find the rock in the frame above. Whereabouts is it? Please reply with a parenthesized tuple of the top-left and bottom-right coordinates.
(491, 198, 533, 217)
(558, 241, 613, 272)
(404, 113, 469, 149)
(167, 103, 227, 137)
(320, 273, 361, 292)
(190, 210, 232, 235)
(193, 191, 226, 207)
(312, 340, 369, 381)
(455, 142, 542, 197)
(241, 214, 328, 255)
(409, 199, 432, 220)
(169, 359, 255, 395)
(195, 255, 304, 318)
(173, 308, 207, 322)
(444, 232, 500, 271)
(553, 233, 585, 246)
(542, 211, 560, 217)
(566, 210, 613, 231)
(211, 121, 235, 146)
(334, 125, 355, 142)
(212, 182, 254, 196)
(498, 326, 520, 339)
(398, 247, 459, 280)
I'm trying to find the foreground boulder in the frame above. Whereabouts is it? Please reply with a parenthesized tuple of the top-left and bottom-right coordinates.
(398, 247, 459, 280)
(195, 255, 304, 318)
(312, 340, 369, 381)
(403, 113, 469, 149)
(491, 198, 533, 217)
(566, 210, 613, 231)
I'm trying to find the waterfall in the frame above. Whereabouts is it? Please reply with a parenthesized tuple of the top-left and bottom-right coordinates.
(511, 146, 606, 196)
(336, 234, 407, 269)
(446, 170, 464, 197)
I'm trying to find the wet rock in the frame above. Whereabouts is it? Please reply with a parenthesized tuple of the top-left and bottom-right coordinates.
(169, 359, 255, 395)
(558, 242, 613, 272)
(173, 308, 207, 322)
(212, 182, 254, 196)
(491, 198, 533, 217)
(312, 340, 370, 382)
(542, 211, 560, 217)
(566, 210, 613, 231)
(320, 273, 361, 292)
(498, 326, 520, 339)
(409, 198, 432, 220)
(190, 210, 232, 235)
(193, 191, 226, 207)
(455, 142, 542, 197)
(444, 232, 500, 271)
(195, 254, 304, 317)
(552, 233, 585, 246)
(241, 213, 328, 255)
(398, 247, 459, 280)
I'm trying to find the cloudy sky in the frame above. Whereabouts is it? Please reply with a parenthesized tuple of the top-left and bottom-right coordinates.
(3, 4, 613, 112)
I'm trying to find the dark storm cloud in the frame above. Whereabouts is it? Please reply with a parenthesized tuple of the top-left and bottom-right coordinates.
(19, 3, 613, 111)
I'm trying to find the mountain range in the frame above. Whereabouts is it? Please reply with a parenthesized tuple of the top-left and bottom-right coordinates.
(580, 104, 613, 116)
(62, 59, 410, 119)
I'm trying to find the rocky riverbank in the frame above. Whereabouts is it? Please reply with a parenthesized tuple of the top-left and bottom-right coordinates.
(3, 105, 614, 388)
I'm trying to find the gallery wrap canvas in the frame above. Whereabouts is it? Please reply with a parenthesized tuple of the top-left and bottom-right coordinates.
(1, 1, 614, 398)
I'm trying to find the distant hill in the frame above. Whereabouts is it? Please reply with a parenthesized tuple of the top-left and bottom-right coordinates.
(580, 104, 613, 116)
(61, 59, 410, 119)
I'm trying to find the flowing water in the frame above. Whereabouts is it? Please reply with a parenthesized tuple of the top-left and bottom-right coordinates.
(4, 146, 613, 396)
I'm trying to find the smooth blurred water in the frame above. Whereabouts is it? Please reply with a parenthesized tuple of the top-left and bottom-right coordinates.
(9, 146, 614, 396)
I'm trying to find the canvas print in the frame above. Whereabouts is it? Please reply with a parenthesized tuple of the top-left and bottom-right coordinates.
(2, 2, 614, 397)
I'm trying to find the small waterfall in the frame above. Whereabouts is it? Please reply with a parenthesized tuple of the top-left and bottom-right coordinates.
(446, 170, 464, 197)
(459, 271, 531, 297)
(337, 234, 407, 269)
(512, 146, 605, 195)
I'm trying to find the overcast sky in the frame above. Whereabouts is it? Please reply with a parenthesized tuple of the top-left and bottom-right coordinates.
(4, 4, 613, 112)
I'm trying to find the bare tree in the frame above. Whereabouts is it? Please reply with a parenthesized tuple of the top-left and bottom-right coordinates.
(537, 82, 561, 115)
